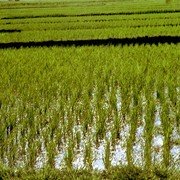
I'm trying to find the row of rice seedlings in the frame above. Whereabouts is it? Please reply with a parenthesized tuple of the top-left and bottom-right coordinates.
(1, 0, 178, 19)
(104, 139, 111, 170)
(144, 88, 156, 169)
(0, 25, 180, 43)
(2, 16, 178, 32)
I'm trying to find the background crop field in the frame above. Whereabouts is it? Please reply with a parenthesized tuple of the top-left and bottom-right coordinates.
(0, 0, 180, 179)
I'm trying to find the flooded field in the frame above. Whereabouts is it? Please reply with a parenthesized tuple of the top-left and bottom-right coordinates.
(0, 45, 179, 172)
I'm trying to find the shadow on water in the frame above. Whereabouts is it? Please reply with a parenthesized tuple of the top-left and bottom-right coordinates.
(2, 10, 180, 20)
(0, 36, 179, 49)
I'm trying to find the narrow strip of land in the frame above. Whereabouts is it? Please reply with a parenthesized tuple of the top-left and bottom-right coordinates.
(2, 10, 180, 20)
(0, 36, 179, 49)
(0, 24, 177, 33)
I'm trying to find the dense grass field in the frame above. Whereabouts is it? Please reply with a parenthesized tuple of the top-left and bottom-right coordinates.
(0, 0, 180, 179)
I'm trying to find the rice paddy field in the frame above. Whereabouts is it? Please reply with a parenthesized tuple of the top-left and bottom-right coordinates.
(0, 0, 180, 179)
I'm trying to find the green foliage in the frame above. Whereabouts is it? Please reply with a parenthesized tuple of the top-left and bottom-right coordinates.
(0, 0, 179, 178)
(0, 165, 179, 179)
